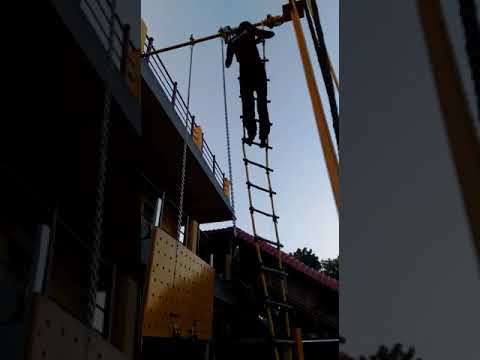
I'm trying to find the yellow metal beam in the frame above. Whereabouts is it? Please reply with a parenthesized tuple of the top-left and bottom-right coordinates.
(328, 53, 340, 92)
(417, 0, 480, 268)
(186, 218, 199, 254)
(294, 328, 305, 360)
(289, 0, 340, 212)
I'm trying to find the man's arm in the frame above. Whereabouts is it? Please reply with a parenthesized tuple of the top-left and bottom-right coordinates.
(254, 28, 275, 43)
(225, 40, 234, 68)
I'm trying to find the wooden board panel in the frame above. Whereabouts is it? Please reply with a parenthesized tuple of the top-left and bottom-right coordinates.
(142, 229, 215, 340)
(26, 294, 127, 360)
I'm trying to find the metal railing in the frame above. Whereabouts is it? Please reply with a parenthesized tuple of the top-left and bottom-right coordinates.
(143, 37, 227, 189)
(81, 0, 227, 192)
(81, 0, 138, 85)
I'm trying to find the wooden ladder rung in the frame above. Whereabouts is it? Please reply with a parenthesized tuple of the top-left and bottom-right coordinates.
(243, 159, 274, 172)
(247, 181, 276, 195)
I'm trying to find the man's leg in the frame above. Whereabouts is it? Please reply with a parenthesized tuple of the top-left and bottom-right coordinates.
(240, 73, 256, 144)
(256, 72, 270, 147)
(254, 64, 270, 147)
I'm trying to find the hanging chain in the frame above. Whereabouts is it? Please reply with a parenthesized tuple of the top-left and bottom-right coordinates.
(221, 38, 236, 234)
(175, 38, 194, 241)
(173, 39, 194, 285)
(87, 0, 117, 330)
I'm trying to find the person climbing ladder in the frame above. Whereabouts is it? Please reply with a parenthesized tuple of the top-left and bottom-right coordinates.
(225, 21, 275, 148)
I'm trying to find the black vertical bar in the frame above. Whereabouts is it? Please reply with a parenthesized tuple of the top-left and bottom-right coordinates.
(106, 264, 117, 341)
(146, 36, 154, 54)
(212, 155, 217, 177)
(121, 24, 131, 77)
(172, 82, 178, 105)
(44, 206, 58, 295)
(191, 115, 196, 136)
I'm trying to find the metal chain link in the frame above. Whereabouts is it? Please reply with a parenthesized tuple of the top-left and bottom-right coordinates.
(173, 42, 194, 285)
(221, 38, 236, 233)
(87, 0, 117, 332)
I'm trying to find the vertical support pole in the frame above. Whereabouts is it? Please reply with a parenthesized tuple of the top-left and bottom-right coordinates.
(121, 24, 131, 78)
(44, 206, 57, 295)
(183, 215, 190, 245)
(289, 0, 340, 212)
(146, 36, 154, 54)
(224, 252, 232, 280)
(154, 195, 165, 228)
(32, 224, 51, 294)
(212, 155, 217, 177)
(186, 219, 199, 254)
(191, 115, 196, 136)
(107, 264, 117, 342)
(294, 328, 305, 360)
(172, 82, 178, 105)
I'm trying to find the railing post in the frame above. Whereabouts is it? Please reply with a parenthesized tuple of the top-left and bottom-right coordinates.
(121, 24, 131, 78)
(146, 36, 154, 55)
(44, 206, 58, 295)
(212, 155, 217, 177)
(171, 82, 178, 106)
(191, 116, 196, 136)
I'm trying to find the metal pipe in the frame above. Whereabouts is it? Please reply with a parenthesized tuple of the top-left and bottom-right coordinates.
(141, 17, 281, 57)
(302, 339, 340, 343)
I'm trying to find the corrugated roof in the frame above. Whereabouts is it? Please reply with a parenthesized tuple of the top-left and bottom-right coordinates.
(205, 227, 339, 291)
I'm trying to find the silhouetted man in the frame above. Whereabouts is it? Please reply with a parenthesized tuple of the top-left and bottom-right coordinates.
(225, 21, 275, 148)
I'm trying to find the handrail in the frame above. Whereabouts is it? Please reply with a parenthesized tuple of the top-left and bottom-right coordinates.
(82, 0, 138, 74)
(143, 36, 228, 191)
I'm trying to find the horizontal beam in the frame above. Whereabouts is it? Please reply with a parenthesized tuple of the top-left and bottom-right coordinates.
(142, 2, 306, 57)
(229, 337, 341, 345)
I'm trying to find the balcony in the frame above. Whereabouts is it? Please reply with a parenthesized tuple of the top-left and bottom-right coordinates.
(49, 0, 141, 133)
(140, 37, 233, 223)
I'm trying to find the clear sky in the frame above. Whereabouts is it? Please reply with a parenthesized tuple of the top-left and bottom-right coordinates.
(141, 0, 339, 259)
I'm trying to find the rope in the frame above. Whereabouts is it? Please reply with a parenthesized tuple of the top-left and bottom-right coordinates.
(221, 38, 236, 234)
(305, 0, 340, 149)
(458, 0, 480, 123)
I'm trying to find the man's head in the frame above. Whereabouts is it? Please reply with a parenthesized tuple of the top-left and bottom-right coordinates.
(236, 21, 254, 34)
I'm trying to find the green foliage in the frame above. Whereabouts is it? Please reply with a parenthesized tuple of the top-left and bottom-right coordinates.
(291, 247, 321, 270)
(290, 248, 339, 280)
(319, 256, 339, 280)
(342, 344, 422, 360)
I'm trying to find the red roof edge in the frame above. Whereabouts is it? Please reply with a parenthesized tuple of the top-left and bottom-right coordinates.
(205, 226, 339, 291)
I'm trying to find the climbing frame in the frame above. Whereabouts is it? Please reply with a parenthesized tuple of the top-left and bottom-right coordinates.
(142, 228, 215, 340)
(26, 294, 127, 360)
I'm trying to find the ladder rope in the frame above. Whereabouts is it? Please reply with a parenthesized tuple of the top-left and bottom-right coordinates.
(239, 37, 292, 360)
(221, 38, 237, 233)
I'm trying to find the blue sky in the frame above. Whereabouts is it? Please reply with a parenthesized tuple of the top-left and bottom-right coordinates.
(142, 0, 339, 259)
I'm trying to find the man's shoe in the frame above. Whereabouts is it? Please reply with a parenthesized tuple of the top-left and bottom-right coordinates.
(244, 136, 254, 146)
(245, 131, 256, 146)
(259, 139, 268, 148)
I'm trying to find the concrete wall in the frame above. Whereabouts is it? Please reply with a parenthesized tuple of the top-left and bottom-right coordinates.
(341, 1, 480, 358)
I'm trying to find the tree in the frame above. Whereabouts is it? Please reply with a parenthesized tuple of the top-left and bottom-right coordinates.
(319, 256, 339, 280)
(291, 247, 321, 270)
(342, 344, 422, 360)
(290, 248, 339, 279)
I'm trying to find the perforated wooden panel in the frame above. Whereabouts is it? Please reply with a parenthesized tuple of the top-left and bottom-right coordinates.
(142, 229, 215, 340)
(26, 294, 127, 360)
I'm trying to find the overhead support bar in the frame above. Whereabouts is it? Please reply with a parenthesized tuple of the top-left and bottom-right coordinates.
(142, 1, 305, 57)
